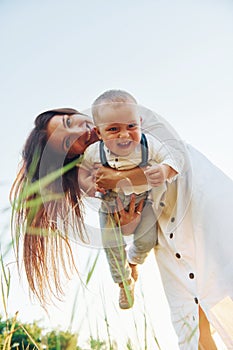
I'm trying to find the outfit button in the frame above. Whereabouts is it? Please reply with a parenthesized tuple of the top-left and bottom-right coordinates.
(169, 233, 173, 239)
(115, 158, 118, 162)
(171, 217, 175, 222)
(189, 273, 194, 279)
(160, 202, 165, 207)
(175, 253, 181, 259)
(194, 297, 199, 304)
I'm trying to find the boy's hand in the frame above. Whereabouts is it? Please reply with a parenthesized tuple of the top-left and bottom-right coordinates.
(80, 164, 105, 197)
(92, 164, 107, 194)
(144, 164, 171, 187)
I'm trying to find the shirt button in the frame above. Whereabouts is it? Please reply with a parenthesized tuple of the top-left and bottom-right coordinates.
(175, 253, 181, 259)
(194, 297, 199, 304)
(160, 202, 165, 207)
(115, 158, 118, 162)
(169, 233, 173, 239)
(189, 273, 194, 279)
(171, 217, 175, 222)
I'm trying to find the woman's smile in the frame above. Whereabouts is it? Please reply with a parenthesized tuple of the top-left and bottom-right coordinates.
(47, 114, 98, 156)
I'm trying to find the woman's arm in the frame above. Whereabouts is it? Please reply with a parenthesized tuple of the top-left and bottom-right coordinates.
(96, 166, 147, 191)
(95, 164, 177, 190)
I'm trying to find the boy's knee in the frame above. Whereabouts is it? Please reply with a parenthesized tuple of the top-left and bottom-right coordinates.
(134, 236, 156, 252)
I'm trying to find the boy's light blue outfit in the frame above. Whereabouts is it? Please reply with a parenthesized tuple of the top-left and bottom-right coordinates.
(81, 133, 180, 283)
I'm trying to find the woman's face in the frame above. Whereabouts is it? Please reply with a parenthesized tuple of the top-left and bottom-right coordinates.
(47, 113, 98, 157)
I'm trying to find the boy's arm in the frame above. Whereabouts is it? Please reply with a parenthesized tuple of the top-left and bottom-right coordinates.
(78, 143, 105, 197)
(95, 134, 179, 191)
(144, 164, 177, 187)
(96, 111, 188, 191)
(78, 165, 97, 197)
(143, 134, 180, 187)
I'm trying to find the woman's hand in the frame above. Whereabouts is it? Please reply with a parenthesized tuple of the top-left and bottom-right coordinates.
(96, 166, 125, 190)
(113, 194, 144, 236)
(96, 166, 147, 191)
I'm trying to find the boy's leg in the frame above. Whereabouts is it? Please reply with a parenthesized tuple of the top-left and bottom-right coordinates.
(128, 200, 157, 265)
(99, 210, 131, 283)
(99, 207, 135, 309)
(198, 307, 217, 350)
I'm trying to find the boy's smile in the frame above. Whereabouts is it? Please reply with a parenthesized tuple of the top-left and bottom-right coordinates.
(95, 103, 142, 156)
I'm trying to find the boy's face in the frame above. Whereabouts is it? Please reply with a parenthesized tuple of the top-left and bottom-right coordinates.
(95, 103, 141, 156)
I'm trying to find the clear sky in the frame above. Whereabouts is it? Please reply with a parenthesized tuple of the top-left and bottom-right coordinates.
(0, 0, 232, 349)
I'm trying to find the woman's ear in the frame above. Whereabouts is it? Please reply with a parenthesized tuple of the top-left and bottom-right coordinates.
(94, 127, 102, 140)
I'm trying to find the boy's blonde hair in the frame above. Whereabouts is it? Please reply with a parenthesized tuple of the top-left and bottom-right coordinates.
(92, 89, 137, 124)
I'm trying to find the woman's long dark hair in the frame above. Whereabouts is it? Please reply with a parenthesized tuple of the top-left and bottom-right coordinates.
(10, 108, 87, 305)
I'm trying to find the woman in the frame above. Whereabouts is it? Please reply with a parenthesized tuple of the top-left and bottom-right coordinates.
(11, 93, 233, 349)
(10, 108, 96, 303)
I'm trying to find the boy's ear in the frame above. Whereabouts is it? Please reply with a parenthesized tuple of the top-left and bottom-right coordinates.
(94, 126, 102, 139)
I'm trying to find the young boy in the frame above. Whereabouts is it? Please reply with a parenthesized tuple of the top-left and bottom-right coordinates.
(79, 90, 179, 309)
